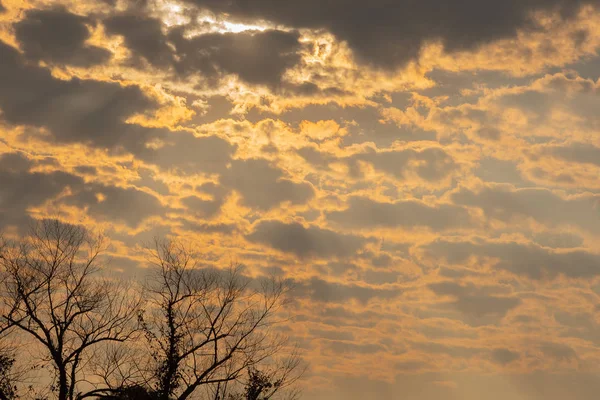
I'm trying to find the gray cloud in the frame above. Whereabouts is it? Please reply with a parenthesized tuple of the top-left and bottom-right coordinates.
(544, 143, 600, 167)
(452, 185, 600, 234)
(246, 220, 368, 258)
(105, 14, 302, 87)
(64, 185, 164, 227)
(181, 195, 223, 219)
(328, 196, 473, 230)
(491, 348, 520, 365)
(0, 41, 234, 174)
(394, 360, 431, 372)
(353, 147, 457, 181)
(324, 340, 386, 355)
(185, 0, 599, 68)
(0, 153, 82, 227)
(308, 328, 355, 342)
(298, 277, 400, 303)
(170, 28, 302, 87)
(104, 14, 174, 68)
(15, 7, 111, 67)
(137, 133, 236, 174)
(0, 152, 164, 228)
(179, 220, 237, 235)
(412, 341, 483, 359)
(429, 281, 520, 323)
(0, 40, 162, 154)
(424, 239, 600, 280)
(539, 342, 577, 362)
(221, 159, 314, 210)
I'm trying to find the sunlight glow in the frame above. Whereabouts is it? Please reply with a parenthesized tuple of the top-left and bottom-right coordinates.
(222, 20, 268, 33)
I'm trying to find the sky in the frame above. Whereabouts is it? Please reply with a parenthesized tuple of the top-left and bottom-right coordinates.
(1, 0, 600, 398)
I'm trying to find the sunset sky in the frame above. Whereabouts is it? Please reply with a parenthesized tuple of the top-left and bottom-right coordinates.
(2, 0, 600, 398)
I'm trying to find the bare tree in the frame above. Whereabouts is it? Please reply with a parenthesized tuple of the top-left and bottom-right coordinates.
(0, 335, 19, 400)
(219, 349, 304, 400)
(0, 219, 142, 400)
(137, 239, 303, 400)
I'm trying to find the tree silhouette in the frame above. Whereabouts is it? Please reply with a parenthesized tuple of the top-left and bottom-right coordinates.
(0, 224, 304, 399)
(0, 220, 142, 400)
(0, 348, 17, 400)
(135, 239, 303, 400)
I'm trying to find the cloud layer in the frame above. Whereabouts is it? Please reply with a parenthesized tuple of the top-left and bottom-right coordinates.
(1, 0, 600, 399)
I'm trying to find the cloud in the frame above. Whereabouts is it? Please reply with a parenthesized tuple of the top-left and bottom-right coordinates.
(451, 185, 600, 234)
(543, 143, 600, 167)
(423, 239, 600, 280)
(170, 29, 303, 87)
(104, 14, 175, 68)
(64, 184, 164, 227)
(0, 41, 234, 175)
(324, 340, 386, 355)
(411, 341, 483, 359)
(184, 0, 600, 68)
(491, 348, 520, 365)
(298, 277, 400, 303)
(180, 195, 223, 218)
(0, 41, 162, 153)
(0, 153, 82, 227)
(328, 196, 473, 230)
(429, 281, 520, 323)
(14, 7, 111, 67)
(246, 220, 368, 258)
(137, 132, 236, 174)
(353, 147, 458, 182)
(221, 159, 314, 210)
(105, 14, 302, 87)
(538, 342, 577, 362)
(0, 152, 164, 228)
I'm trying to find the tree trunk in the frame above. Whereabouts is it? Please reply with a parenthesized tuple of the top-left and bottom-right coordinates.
(58, 367, 69, 400)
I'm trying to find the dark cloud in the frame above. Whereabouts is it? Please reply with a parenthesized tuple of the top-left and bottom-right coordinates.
(394, 360, 431, 372)
(308, 328, 355, 342)
(181, 195, 223, 218)
(298, 277, 400, 303)
(15, 7, 111, 67)
(0, 41, 162, 153)
(170, 28, 302, 87)
(0, 1, 5, 13)
(104, 14, 302, 87)
(539, 342, 577, 362)
(491, 348, 520, 365)
(452, 185, 600, 234)
(134, 169, 171, 195)
(429, 281, 520, 322)
(353, 147, 457, 181)
(328, 196, 472, 230)
(221, 159, 314, 210)
(246, 220, 368, 258)
(532, 231, 584, 249)
(179, 220, 237, 235)
(0, 43, 234, 173)
(0, 152, 163, 228)
(185, 0, 599, 68)
(544, 143, 600, 167)
(104, 14, 175, 68)
(412, 341, 482, 359)
(64, 185, 164, 227)
(0, 153, 82, 227)
(424, 239, 600, 280)
(137, 133, 236, 174)
(324, 341, 386, 355)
